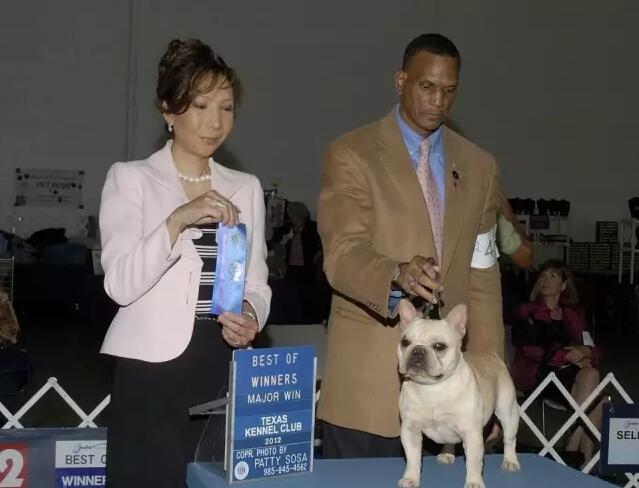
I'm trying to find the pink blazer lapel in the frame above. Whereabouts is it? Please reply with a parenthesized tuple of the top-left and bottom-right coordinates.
(210, 161, 245, 202)
(142, 141, 250, 261)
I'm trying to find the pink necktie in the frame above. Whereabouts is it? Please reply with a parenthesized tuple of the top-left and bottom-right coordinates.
(417, 139, 443, 263)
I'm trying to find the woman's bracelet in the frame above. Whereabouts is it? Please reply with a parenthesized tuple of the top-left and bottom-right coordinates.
(242, 308, 257, 322)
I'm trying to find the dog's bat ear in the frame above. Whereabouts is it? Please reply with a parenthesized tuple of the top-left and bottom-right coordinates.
(445, 304, 468, 337)
(411, 297, 427, 319)
(398, 299, 418, 331)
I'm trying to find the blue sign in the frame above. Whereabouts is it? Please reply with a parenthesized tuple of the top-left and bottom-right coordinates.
(601, 403, 639, 474)
(227, 346, 316, 483)
(0, 428, 107, 488)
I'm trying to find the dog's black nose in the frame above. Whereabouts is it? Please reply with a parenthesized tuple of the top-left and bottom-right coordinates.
(411, 346, 425, 358)
(408, 346, 426, 369)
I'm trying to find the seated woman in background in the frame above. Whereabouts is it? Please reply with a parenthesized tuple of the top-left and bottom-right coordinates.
(270, 202, 328, 322)
(282, 202, 322, 281)
(510, 259, 602, 465)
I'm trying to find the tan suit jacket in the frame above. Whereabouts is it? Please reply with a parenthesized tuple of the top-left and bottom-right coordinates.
(316, 109, 503, 437)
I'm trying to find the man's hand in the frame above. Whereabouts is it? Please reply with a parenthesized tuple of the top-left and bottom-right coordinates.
(393, 256, 442, 304)
(574, 358, 592, 369)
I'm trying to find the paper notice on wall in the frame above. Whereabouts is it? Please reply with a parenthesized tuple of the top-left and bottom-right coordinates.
(14, 168, 84, 208)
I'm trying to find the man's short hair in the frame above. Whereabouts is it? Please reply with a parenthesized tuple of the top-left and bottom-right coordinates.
(402, 33, 461, 70)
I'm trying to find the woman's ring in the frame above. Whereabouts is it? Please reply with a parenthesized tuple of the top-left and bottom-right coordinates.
(212, 199, 226, 208)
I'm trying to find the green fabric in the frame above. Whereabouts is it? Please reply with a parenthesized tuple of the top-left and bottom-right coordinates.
(497, 213, 522, 255)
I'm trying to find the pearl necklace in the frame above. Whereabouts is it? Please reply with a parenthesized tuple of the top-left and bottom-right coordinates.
(177, 172, 212, 183)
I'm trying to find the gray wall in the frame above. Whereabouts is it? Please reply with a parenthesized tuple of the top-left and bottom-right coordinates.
(434, 0, 639, 240)
(0, 1, 131, 229)
(1, 0, 637, 240)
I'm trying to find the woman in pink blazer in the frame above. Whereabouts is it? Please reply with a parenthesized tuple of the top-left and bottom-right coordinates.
(99, 39, 271, 487)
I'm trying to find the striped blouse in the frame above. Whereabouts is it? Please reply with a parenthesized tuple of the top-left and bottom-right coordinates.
(194, 224, 218, 319)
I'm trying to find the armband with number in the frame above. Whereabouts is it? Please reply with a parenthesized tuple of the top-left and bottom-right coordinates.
(471, 224, 499, 269)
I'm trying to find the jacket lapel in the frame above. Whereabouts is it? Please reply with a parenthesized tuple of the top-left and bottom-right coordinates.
(143, 141, 244, 201)
(142, 140, 248, 262)
(210, 161, 245, 202)
(144, 141, 189, 203)
(441, 127, 469, 277)
(142, 143, 198, 261)
(378, 110, 437, 257)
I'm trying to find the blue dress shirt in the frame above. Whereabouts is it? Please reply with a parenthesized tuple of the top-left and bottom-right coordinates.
(395, 105, 445, 203)
(389, 106, 446, 313)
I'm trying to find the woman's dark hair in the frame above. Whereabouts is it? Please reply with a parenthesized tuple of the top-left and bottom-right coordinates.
(155, 38, 242, 117)
(531, 259, 579, 306)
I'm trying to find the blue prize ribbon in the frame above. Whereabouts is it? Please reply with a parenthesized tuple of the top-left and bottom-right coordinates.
(211, 223, 247, 315)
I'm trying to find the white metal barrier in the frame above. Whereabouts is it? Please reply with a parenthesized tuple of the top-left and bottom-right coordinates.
(1, 373, 637, 486)
(1, 377, 110, 429)
(519, 371, 636, 487)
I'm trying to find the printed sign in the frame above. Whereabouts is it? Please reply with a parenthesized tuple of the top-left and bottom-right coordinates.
(227, 346, 316, 483)
(0, 429, 106, 488)
(601, 403, 639, 474)
(55, 441, 106, 488)
(14, 168, 84, 208)
(0, 443, 28, 488)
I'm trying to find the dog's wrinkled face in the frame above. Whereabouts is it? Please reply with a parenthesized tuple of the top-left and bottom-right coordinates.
(396, 300, 468, 385)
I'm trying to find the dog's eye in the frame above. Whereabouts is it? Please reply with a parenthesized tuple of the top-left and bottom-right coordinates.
(400, 337, 411, 348)
(432, 343, 447, 352)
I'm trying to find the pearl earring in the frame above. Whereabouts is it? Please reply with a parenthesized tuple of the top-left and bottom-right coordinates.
(168, 123, 173, 133)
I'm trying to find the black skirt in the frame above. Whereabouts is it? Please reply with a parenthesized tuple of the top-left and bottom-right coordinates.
(105, 319, 232, 488)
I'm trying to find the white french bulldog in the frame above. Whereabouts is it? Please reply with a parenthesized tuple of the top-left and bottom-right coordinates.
(397, 300, 520, 488)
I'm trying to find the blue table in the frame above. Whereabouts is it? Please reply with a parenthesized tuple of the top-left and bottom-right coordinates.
(187, 453, 615, 487)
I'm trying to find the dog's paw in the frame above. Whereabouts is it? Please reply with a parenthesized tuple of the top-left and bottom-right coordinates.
(436, 453, 455, 465)
(464, 481, 485, 488)
(398, 477, 420, 488)
(501, 457, 521, 472)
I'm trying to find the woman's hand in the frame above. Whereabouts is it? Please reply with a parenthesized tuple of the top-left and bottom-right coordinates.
(166, 190, 240, 245)
(574, 358, 592, 369)
(564, 345, 591, 365)
(218, 306, 259, 348)
(549, 306, 563, 321)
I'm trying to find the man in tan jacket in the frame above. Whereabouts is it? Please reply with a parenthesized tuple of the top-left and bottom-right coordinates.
(317, 33, 504, 457)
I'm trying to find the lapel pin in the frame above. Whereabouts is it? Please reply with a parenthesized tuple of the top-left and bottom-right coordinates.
(452, 164, 459, 187)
